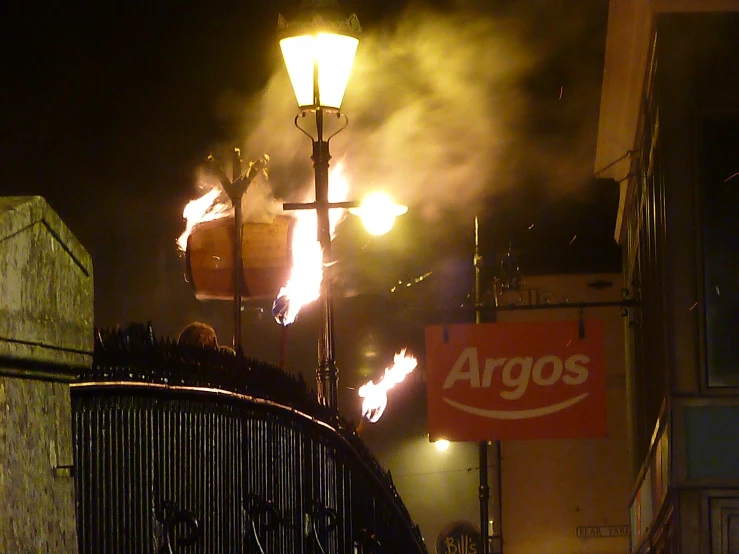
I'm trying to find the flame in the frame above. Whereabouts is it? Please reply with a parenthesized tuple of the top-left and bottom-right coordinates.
(358, 349, 418, 423)
(273, 162, 349, 325)
(176, 187, 232, 251)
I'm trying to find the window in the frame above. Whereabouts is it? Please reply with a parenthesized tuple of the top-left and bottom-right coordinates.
(624, 72, 668, 468)
(703, 117, 739, 386)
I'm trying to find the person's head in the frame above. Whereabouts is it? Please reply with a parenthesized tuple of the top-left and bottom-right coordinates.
(178, 322, 218, 349)
(219, 345, 236, 356)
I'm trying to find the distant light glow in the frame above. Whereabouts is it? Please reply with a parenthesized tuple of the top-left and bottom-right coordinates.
(349, 192, 408, 236)
(435, 439, 451, 452)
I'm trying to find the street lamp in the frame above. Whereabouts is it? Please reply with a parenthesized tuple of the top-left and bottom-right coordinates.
(278, 0, 361, 410)
(349, 192, 409, 236)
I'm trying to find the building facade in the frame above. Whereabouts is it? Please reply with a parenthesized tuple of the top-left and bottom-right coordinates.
(594, 2, 739, 552)
(363, 273, 631, 554)
(494, 274, 631, 554)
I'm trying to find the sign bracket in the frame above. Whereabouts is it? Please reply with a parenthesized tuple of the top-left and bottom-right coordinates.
(481, 299, 636, 313)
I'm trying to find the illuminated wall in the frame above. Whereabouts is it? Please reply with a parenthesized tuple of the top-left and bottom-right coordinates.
(362, 273, 630, 554)
(495, 274, 629, 554)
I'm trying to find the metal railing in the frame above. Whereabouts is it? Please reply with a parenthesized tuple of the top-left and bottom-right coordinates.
(71, 324, 426, 554)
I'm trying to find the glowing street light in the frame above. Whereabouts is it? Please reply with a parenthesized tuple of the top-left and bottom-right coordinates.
(279, 26, 359, 111)
(349, 192, 408, 236)
(278, 0, 361, 410)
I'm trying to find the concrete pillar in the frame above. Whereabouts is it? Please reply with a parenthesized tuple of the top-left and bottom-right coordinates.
(0, 196, 93, 553)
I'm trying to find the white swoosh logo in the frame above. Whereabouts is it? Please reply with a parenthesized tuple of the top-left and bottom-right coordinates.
(442, 393, 589, 420)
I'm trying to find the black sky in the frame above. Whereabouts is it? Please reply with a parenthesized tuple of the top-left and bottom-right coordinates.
(1, 0, 619, 407)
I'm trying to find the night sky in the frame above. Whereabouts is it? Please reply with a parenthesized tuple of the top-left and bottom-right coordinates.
(1, 0, 619, 415)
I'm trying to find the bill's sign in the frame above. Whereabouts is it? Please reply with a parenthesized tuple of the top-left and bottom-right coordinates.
(436, 520, 482, 554)
(425, 320, 607, 441)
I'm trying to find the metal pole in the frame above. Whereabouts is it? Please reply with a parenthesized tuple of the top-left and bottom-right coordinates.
(313, 107, 338, 409)
(496, 441, 504, 554)
(231, 149, 244, 351)
(474, 217, 490, 554)
(478, 219, 505, 554)
(479, 444, 490, 554)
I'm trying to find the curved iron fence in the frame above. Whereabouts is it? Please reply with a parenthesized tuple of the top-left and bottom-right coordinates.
(71, 324, 426, 554)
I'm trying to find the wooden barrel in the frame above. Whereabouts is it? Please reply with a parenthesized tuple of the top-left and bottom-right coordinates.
(186, 215, 293, 300)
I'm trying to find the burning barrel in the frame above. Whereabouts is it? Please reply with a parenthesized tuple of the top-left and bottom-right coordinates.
(186, 215, 293, 300)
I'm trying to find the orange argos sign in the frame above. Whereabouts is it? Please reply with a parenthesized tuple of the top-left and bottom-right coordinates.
(425, 320, 607, 441)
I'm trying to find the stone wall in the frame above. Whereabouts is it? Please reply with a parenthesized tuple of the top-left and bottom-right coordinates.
(0, 196, 93, 553)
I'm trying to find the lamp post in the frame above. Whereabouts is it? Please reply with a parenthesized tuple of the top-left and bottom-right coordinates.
(278, 0, 361, 410)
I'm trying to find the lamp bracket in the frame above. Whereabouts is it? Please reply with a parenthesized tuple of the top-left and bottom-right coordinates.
(326, 112, 349, 142)
(294, 112, 349, 144)
(283, 200, 359, 212)
(481, 299, 637, 313)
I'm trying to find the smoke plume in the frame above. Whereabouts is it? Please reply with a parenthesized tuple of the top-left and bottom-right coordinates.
(224, 0, 606, 228)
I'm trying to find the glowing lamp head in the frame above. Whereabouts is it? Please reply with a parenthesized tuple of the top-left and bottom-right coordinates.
(349, 192, 408, 236)
(434, 439, 451, 452)
(278, 4, 361, 111)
